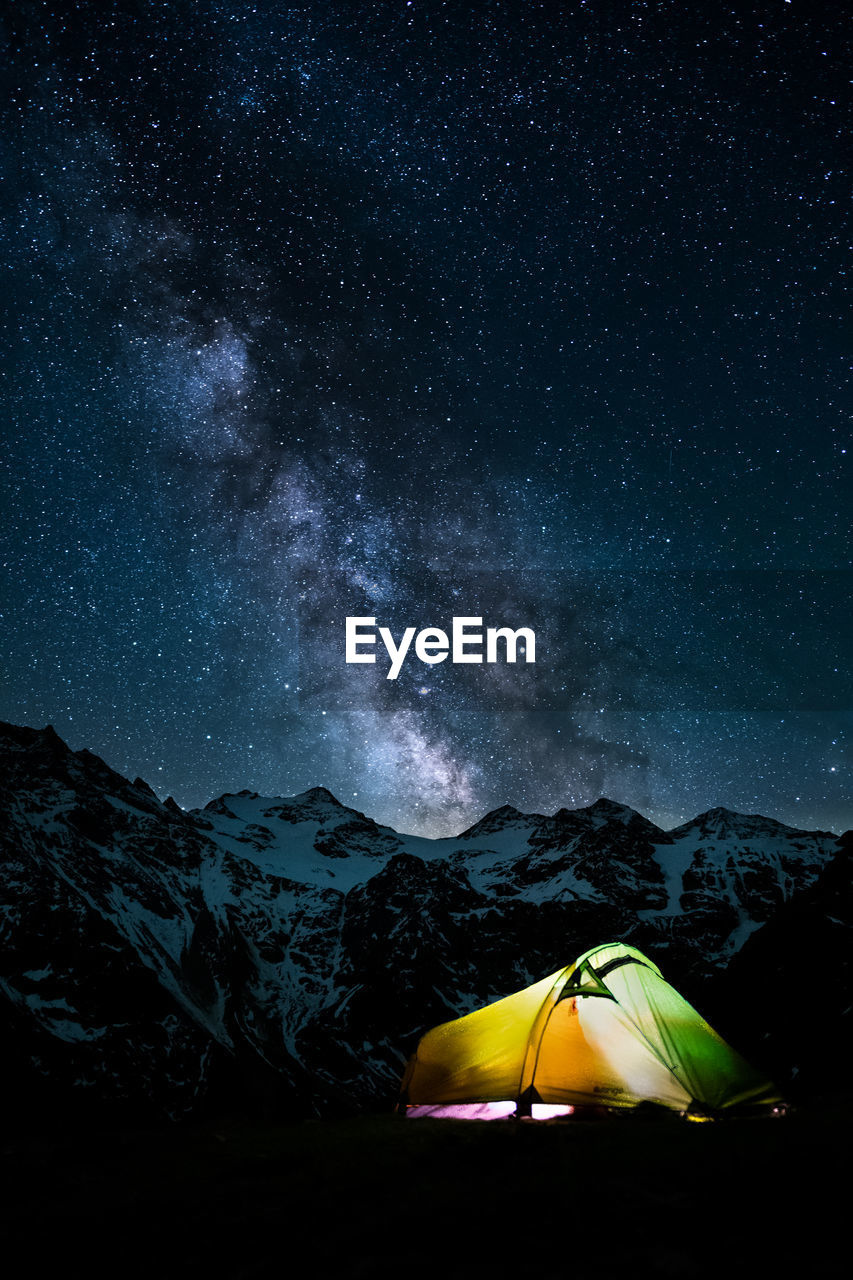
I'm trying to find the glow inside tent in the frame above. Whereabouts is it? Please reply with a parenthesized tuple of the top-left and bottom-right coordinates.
(399, 942, 781, 1119)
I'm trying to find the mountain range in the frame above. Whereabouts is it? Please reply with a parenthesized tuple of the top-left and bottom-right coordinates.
(1, 720, 849, 1120)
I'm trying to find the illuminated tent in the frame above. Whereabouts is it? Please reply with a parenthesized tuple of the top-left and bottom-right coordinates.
(399, 942, 781, 1119)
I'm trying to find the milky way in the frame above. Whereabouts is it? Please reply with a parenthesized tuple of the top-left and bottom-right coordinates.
(2, 2, 850, 835)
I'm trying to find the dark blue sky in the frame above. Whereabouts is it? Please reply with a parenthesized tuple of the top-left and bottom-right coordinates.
(2, 1, 850, 834)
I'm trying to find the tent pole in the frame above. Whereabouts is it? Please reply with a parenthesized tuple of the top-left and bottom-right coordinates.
(515, 967, 570, 1117)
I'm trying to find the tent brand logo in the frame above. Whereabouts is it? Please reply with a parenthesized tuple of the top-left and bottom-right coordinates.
(346, 616, 536, 680)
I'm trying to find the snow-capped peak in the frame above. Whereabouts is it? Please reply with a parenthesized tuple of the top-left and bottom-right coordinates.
(455, 804, 541, 839)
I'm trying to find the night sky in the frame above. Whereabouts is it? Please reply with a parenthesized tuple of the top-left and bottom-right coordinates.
(2, 1, 850, 836)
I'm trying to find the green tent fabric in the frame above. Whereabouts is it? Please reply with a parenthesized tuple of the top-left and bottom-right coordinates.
(399, 942, 782, 1117)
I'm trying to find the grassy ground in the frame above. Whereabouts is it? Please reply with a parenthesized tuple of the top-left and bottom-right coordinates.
(1, 1101, 850, 1278)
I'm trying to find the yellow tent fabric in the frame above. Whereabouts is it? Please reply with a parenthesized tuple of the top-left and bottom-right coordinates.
(400, 942, 781, 1115)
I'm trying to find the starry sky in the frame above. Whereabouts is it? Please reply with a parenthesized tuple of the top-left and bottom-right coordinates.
(2, 0, 850, 837)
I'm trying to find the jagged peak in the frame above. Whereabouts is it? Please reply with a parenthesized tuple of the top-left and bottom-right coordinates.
(693, 806, 764, 827)
(669, 805, 794, 838)
(455, 804, 541, 839)
(38, 724, 67, 747)
(458, 797, 651, 840)
(291, 786, 343, 806)
(203, 794, 240, 814)
(0, 721, 71, 753)
(586, 797, 639, 819)
(487, 803, 526, 820)
(548, 798, 640, 823)
(202, 788, 260, 811)
(200, 786, 347, 819)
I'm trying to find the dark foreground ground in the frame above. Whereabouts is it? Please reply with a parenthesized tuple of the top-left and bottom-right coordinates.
(1, 1100, 850, 1279)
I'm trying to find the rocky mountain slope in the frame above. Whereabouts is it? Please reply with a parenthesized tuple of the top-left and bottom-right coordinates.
(0, 720, 845, 1117)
